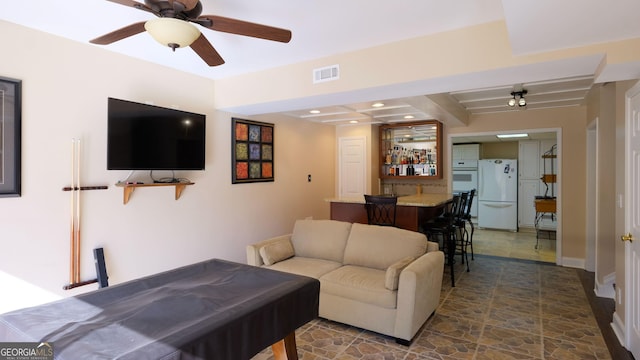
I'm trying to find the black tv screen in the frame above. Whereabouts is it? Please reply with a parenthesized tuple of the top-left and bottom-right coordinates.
(107, 98, 206, 170)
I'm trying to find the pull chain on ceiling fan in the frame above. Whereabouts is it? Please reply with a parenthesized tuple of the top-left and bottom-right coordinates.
(90, 0, 292, 66)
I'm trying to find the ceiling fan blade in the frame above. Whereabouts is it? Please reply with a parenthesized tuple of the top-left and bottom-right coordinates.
(190, 33, 225, 66)
(197, 15, 292, 43)
(105, 0, 155, 14)
(90, 21, 147, 45)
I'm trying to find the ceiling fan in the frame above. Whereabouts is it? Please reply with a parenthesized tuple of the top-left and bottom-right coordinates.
(90, 0, 292, 66)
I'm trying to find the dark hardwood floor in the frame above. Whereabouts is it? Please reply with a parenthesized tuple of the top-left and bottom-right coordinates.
(578, 269, 635, 360)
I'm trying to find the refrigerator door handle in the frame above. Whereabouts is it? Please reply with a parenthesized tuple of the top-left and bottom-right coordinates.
(481, 202, 514, 209)
(478, 165, 483, 197)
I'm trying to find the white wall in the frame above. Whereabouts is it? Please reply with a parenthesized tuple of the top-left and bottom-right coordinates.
(0, 21, 335, 313)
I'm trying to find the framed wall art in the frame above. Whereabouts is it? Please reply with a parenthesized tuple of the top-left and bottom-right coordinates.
(0, 76, 22, 197)
(232, 118, 274, 184)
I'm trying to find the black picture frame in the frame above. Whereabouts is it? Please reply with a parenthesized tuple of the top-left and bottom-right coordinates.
(0, 76, 22, 197)
(231, 118, 274, 184)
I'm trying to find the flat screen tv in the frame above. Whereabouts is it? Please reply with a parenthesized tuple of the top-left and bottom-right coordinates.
(107, 97, 206, 171)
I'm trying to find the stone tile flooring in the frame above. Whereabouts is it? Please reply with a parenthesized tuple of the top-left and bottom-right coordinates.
(473, 228, 556, 263)
(252, 256, 611, 360)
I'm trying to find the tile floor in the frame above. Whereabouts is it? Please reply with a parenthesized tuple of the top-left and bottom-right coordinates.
(472, 227, 556, 263)
(252, 257, 611, 360)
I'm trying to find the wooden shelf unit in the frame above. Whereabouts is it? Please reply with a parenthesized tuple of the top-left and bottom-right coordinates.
(116, 182, 194, 204)
(535, 144, 557, 248)
(379, 120, 443, 179)
(534, 198, 556, 213)
(540, 174, 557, 183)
(541, 154, 558, 184)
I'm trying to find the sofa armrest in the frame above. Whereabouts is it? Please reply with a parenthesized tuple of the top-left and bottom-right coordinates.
(394, 250, 444, 341)
(426, 241, 439, 253)
(246, 234, 292, 266)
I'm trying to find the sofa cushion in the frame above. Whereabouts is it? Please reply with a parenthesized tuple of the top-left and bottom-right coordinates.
(291, 219, 352, 263)
(343, 223, 427, 270)
(384, 256, 414, 290)
(320, 265, 397, 309)
(259, 240, 295, 266)
(267, 257, 342, 279)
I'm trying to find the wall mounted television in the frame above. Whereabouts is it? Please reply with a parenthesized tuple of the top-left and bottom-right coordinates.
(107, 97, 206, 171)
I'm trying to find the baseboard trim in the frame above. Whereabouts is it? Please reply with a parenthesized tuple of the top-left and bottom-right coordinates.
(611, 311, 626, 348)
(595, 272, 616, 299)
(561, 256, 585, 269)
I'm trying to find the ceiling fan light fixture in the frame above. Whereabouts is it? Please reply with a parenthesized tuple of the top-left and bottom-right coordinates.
(145, 17, 200, 50)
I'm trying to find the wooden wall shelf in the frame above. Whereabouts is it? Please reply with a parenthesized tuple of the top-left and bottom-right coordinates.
(116, 182, 194, 204)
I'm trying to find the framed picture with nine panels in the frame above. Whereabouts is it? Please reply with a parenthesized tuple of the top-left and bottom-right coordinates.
(231, 118, 274, 184)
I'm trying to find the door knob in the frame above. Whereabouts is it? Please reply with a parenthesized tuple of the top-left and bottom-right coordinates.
(621, 233, 634, 242)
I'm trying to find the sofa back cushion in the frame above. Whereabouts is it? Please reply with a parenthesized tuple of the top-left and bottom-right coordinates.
(291, 219, 352, 262)
(343, 223, 427, 270)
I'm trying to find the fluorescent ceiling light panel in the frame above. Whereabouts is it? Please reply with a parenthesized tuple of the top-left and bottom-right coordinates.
(496, 133, 529, 138)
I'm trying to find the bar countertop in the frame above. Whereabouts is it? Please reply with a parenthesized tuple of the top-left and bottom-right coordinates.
(326, 193, 452, 207)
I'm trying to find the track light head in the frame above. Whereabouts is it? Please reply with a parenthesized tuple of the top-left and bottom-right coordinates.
(508, 90, 528, 107)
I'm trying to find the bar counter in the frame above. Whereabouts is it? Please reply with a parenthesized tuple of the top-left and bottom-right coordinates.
(327, 193, 453, 232)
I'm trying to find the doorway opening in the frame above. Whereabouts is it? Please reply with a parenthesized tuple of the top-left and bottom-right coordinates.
(449, 128, 561, 264)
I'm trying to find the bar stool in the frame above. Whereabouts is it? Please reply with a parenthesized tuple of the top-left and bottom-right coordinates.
(420, 193, 468, 286)
(460, 188, 476, 260)
(364, 195, 398, 227)
(452, 191, 471, 270)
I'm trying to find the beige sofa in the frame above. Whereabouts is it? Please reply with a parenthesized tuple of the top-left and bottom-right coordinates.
(246, 219, 444, 344)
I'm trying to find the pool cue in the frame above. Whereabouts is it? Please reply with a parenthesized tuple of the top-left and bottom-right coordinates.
(75, 139, 81, 283)
(69, 139, 76, 285)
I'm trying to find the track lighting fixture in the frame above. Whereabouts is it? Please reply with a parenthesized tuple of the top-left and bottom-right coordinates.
(508, 90, 528, 107)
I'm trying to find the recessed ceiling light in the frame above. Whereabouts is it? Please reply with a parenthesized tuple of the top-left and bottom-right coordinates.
(404, 115, 415, 119)
(496, 133, 528, 139)
(309, 109, 321, 114)
(349, 120, 359, 124)
(372, 102, 385, 108)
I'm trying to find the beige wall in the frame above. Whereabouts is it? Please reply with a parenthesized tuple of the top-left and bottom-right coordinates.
(480, 142, 519, 159)
(0, 21, 335, 313)
(449, 107, 588, 261)
(586, 84, 617, 288)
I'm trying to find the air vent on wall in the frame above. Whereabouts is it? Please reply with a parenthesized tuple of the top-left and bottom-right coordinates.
(313, 64, 340, 84)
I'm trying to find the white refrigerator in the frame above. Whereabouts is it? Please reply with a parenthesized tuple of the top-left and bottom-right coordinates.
(478, 159, 518, 231)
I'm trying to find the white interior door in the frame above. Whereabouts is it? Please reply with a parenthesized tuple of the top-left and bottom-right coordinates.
(625, 82, 640, 358)
(338, 137, 366, 198)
